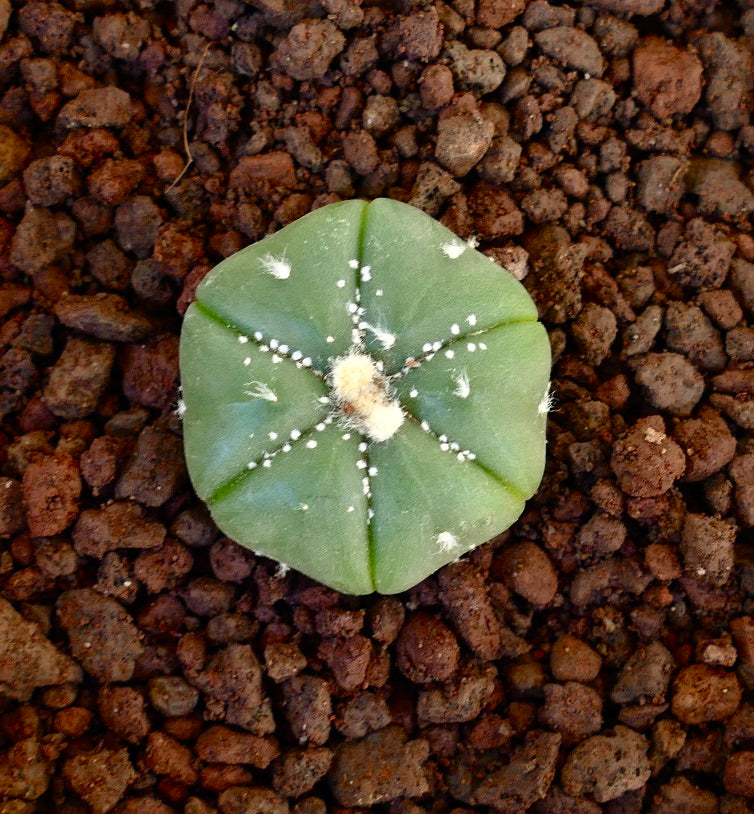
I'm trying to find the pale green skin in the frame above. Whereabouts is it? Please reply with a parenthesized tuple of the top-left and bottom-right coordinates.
(180, 199, 551, 594)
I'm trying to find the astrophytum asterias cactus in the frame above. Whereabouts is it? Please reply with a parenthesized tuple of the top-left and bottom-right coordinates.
(179, 198, 551, 594)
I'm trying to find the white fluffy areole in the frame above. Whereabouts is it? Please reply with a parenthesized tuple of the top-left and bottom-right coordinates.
(330, 352, 404, 443)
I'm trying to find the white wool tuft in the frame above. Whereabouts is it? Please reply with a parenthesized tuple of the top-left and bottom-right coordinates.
(331, 353, 377, 404)
(260, 253, 291, 280)
(363, 400, 404, 443)
(330, 351, 404, 442)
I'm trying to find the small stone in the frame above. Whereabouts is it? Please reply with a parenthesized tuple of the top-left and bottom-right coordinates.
(10, 207, 76, 276)
(54, 293, 151, 342)
(680, 513, 737, 587)
(420, 64, 454, 110)
(195, 724, 279, 768)
(264, 641, 307, 683)
(396, 611, 459, 684)
(652, 776, 718, 813)
(115, 196, 162, 257)
(673, 406, 736, 482)
(334, 693, 391, 739)
(438, 561, 502, 661)
(671, 663, 741, 724)
(539, 682, 603, 744)
(23, 155, 78, 206)
(230, 152, 297, 194)
(685, 158, 754, 221)
(391, 7, 443, 61)
(62, 745, 136, 814)
(189, 643, 274, 734)
(572, 303, 617, 366)
(0, 477, 24, 537)
(417, 663, 496, 725)
(697, 32, 754, 131)
(115, 426, 186, 508)
(0, 124, 30, 185)
(632, 38, 702, 119)
(218, 787, 288, 814)
(496, 541, 558, 606)
(445, 42, 506, 95)
(22, 454, 81, 537)
(731, 617, 754, 667)
(550, 634, 602, 683)
(270, 19, 345, 81)
(561, 725, 651, 803)
(725, 752, 754, 797)
(535, 27, 604, 77)
(630, 352, 704, 417)
(328, 726, 429, 807)
(0, 348, 37, 420)
(282, 675, 331, 745)
(144, 731, 199, 786)
(57, 588, 143, 682)
(636, 156, 686, 214)
(73, 501, 165, 558)
(435, 108, 495, 177)
(611, 641, 675, 705)
(273, 747, 333, 798)
(93, 12, 149, 61)
(43, 337, 116, 419)
(0, 596, 82, 701)
(664, 301, 726, 373)
(622, 305, 662, 356)
(449, 730, 560, 810)
(611, 416, 686, 498)
(668, 219, 735, 290)
(98, 685, 149, 743)
(57, 87, 133, 130)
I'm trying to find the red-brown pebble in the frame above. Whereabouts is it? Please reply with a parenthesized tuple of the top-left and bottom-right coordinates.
(144, 731, 199, 786)
(439, 561, 503, 661)
(98, 685, 149, 743)
(550, 634, 602, 683)
(396, 611, 459, 684)
(496, 541, 558, 606)
(671, 664, 742, 724)
(611, 416, 686, 498)
(194, 724, 279, 768)
(22, 454, 81, 537)
(632, 38, 703, 118)
(725, 751, 754, 797)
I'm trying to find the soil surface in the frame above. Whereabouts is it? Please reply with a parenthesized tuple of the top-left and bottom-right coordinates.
(1, 0, 754, 812)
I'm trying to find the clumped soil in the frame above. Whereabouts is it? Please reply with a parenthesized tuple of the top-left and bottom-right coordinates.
(1, 0, 754, 811)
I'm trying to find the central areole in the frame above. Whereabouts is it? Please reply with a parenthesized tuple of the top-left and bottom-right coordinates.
(329, 352, 404, 443)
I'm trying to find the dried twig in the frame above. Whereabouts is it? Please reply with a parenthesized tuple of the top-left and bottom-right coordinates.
(166, 42, 211, 193)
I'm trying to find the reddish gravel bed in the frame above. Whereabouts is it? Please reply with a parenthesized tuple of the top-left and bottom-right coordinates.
(1, 0, 754, 812)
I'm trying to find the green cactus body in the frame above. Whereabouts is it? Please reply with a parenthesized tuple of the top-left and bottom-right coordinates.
(179, 198, 551, 594)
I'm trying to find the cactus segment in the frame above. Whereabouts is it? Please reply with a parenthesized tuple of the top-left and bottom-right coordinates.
(206, 424, 373, 595)
(180, 198, 551, 594)
(393, 321, 551, 496)
(195, 200, 369, 371)
(180, 305, 330, 499)
(359, 198, 538, 373)
(368, 421, 524, 594)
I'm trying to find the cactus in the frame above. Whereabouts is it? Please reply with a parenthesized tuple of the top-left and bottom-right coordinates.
(179, 198, 551, 594)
